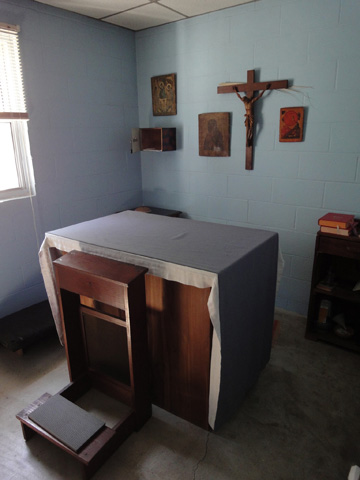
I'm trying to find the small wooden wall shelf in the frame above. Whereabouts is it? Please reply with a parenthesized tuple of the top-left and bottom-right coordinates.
(131, 127, 176, 152)
(16, 251, 150, 479)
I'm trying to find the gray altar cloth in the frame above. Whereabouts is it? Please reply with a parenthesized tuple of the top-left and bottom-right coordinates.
(39, 210, 279, 430)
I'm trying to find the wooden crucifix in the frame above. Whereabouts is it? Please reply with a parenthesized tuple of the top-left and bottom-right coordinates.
(218, 70, 288, 170)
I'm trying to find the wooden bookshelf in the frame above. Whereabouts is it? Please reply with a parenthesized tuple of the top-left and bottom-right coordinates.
(306, 230, 360, 353)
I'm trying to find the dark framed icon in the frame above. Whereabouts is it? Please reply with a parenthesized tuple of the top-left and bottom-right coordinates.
(151, 73, 176, 116)
(279, 107, 304, 142)
(199, 112, 230, 157)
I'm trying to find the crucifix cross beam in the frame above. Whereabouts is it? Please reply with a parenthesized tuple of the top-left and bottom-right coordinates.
(218, 70, 289, 170)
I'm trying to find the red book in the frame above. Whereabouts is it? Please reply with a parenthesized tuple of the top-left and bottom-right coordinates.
(318, 212, 354, 229)
(320, 222, 358, 236)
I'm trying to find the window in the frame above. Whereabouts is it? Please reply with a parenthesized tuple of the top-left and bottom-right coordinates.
(0, 22, 35, 202)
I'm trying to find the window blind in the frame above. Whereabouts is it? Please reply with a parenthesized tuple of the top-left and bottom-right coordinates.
(0, 22, 28, 120)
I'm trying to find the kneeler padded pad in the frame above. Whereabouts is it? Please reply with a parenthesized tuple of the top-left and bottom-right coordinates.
(28, 394, 105, 452)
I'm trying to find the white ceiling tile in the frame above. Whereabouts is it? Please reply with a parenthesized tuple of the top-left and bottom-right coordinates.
(105, 3, 185, 31)
(159, 0, 254, 17)
(35, 0, 150, 20)
(35, 0, 255, 30)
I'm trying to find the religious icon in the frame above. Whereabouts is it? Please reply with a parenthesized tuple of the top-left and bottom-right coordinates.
(279, 107, 304, 142)
(199, 112, 230, 157)
(151, 73, 176, 116)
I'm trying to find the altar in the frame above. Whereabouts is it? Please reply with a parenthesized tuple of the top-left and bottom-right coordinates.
(39, 210, 280, 430)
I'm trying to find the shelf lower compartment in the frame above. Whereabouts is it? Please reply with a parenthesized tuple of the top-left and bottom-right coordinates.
(308, 327, 360, 354)
(307, 291, 360, 353)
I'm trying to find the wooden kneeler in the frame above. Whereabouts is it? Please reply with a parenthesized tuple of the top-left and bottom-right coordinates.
(16, 251, 151, 479)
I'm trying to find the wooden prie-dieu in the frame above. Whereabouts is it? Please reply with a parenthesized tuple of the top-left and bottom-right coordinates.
(16, 251, 151, 479)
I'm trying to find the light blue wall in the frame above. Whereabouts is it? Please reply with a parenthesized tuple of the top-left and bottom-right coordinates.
(136, 0, 360, 315)
(0, 0, 141, 316)
(1, 0, 359, 319)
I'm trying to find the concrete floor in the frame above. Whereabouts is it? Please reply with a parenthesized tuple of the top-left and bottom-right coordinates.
(1, 309, 359, 480)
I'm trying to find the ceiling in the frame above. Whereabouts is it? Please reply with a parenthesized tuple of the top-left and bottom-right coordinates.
(34, 0, 255, 31)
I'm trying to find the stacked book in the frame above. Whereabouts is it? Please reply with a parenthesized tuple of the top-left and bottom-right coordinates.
(318, 213, 358, 236)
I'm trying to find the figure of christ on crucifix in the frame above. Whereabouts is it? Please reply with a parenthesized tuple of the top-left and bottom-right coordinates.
(217, 70, 289, 169)
(233, 83, 271, 147)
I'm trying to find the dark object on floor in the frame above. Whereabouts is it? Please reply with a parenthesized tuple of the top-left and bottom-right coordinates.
(0, 301, 56, 353)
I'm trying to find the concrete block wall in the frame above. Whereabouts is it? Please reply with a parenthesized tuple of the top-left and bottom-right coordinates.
(0, 0, 141, 317)
(1, 0, 359, 319)
(136, 0, 360, 314)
